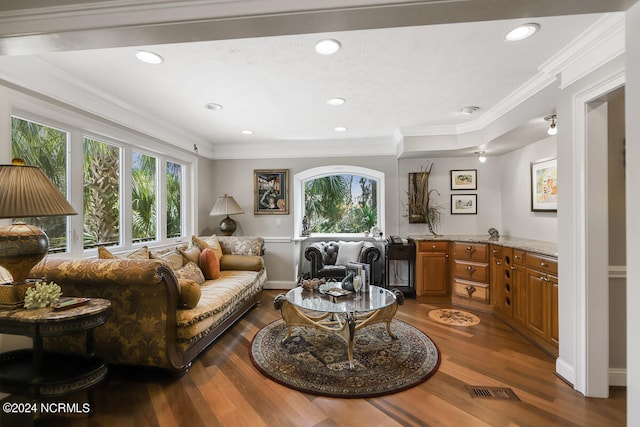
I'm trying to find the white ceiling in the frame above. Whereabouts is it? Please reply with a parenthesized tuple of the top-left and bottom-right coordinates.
(0, 1, 631, 159)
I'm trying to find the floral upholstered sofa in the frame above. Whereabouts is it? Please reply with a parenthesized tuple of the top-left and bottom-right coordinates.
(41, 235, 266, 373)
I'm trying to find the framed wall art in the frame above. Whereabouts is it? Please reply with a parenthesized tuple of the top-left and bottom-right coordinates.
(451, 194, 477, 215)
(254, 169, 289, 215)
(530, 158, 557, 212)
(450, 169, 477, 190)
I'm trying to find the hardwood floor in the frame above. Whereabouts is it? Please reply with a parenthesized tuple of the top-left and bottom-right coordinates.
(6, 290, 626, 426)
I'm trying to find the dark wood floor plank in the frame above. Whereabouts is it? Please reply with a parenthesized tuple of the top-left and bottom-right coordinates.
(3, 289, 624, 427)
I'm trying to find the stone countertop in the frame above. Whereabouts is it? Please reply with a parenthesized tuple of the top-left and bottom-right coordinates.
(408, 235, 558, 257)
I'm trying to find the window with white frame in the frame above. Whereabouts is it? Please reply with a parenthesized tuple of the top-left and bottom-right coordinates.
(8, 103, 194, 256)
(83, 137, 121, 249)
(11, 116, 70, 253)
(294, 166, 385, 237)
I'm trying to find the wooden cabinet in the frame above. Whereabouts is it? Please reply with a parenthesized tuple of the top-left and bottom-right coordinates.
(491, 245, 513, 317)
(451, 242, 491, 311)
(415, 241, 449, 302)
(511, 260, 526, 327)
(490, 246, 557, 357)
(524, 253, 558, 355)
(413, 238, 558, 357)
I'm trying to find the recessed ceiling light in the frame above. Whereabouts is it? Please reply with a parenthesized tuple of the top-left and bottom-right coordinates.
(334, 126, 347, 132)
(241, 130, 254, 135)
(135, 50, 164, 64)
(327, 97, 346, 106)
(315, 39, 342, 55)
(205, 103, 223, 110)
(459, 106, 479, 115)
(505, 23, 540, 42)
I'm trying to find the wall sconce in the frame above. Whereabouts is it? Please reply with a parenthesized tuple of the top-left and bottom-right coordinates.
(545, 115, 557, 135)
(475, 151, 487, 163)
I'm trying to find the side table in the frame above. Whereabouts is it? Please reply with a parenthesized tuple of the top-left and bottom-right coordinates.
(385, 239, 416, 297)
(0, 298, 110, 399)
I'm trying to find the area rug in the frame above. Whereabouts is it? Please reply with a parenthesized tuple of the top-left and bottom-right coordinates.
(428, 308, 480, 326)
(250, 319, 440, 398)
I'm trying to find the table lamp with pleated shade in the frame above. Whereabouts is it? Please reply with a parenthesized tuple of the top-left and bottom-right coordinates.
(0, 159, 77, 305)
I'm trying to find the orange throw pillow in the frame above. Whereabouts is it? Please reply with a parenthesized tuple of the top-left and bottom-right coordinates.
(199, 247, 220, 280)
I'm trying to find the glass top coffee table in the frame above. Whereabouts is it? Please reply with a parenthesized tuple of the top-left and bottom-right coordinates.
(276, 285, 403, 369)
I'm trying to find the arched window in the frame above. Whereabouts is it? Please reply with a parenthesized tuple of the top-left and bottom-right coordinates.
(294, 166, 385, 238)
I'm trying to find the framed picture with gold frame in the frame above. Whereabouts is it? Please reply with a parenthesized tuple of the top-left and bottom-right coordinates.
(254, 169, 289, 215)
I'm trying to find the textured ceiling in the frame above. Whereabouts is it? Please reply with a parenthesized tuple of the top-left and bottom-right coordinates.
(0, 1, 629, 159)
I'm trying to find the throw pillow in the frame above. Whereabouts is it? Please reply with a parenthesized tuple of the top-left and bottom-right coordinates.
(174, 261, 205, 285)
(220, 255, 263, 272)
(177, 279, 201, 309)
(199, 248, 220, 280)
(97, 246, 117, 259)
(178, 246, 201, 265)
(124, 246, 150, 259)
(150, 250, 184, 271)
(335, 241, 364, 266)
(192, 234, 224, 261)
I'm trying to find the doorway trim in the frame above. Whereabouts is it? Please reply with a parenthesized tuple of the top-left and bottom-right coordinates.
(564, 69, 625, 397)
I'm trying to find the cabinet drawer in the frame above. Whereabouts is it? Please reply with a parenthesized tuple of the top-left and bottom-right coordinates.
(526, 252, 558, 275)
(453, 261, 489, 282)
(417, 241, 449, 252)
(513, 249, 526, 265)
(453, 279, 490, 303)
(453, 242, 488, 262)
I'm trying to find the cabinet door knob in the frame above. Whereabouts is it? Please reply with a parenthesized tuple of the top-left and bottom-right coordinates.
(432, 245, 437, 249)
(510, 266, 515, 270)
(496, 261, 502, 265)
(540, 262, 547, 267)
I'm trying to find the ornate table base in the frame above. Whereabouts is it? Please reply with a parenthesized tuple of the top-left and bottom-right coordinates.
(275, 290, 404, 369)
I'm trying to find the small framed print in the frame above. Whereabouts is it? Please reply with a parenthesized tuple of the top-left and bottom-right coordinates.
(254, 169, 289, 215)
(450, 169, 477, 190)
(451, 194, 477, 215)
(531, 158, 557, 212)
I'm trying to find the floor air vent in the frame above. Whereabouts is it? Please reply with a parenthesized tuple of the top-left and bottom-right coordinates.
(465, 385, 520, 401)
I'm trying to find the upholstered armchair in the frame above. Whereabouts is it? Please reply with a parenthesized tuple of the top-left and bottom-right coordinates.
(304, 240, 380, 283)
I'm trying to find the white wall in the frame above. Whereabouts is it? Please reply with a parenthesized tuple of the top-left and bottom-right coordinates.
(625, 2, 640, 425)
(500, 137, 558, 242)
(397, 156, 503, 237)
(201, 155, 399, 286)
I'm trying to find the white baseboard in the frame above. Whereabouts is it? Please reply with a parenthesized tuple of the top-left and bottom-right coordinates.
(556, 357, 576, 387)
(264, 280, 296, 290)
(609, 368, 627, 386)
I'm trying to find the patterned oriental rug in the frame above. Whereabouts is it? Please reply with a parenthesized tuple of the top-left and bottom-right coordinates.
(250, 319, 440, 398)
(428, 308, 481, 326)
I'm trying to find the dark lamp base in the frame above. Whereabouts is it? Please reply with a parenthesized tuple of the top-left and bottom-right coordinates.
(219, 216, 237, 236)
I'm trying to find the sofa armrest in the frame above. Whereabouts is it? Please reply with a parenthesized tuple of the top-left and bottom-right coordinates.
(305, 242, 326, 278)
(40, 258, 184, 370)
(360, 242, 380, 264)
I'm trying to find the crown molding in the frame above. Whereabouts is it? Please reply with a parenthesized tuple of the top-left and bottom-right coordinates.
(0, 55, 212, 158)
(397, 13, 625, 142)
(210, 136, 396, 160)
(539, 13, 625, 89)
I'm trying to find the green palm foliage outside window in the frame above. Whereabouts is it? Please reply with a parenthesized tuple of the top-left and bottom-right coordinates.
(83, 138, 120, 248)
(11, 117, 69, 253)
(132, 152, 157, 242)
(304, 174, 377, 233)
(166, 161, 182, 238)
